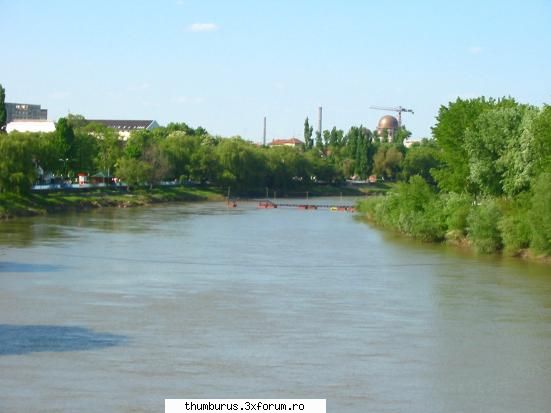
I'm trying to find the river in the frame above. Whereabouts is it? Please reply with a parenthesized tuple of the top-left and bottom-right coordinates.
(1, 200, 550, 412)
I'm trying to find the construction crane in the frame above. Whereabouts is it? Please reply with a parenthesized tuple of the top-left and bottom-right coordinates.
(370, 106, 414, 127)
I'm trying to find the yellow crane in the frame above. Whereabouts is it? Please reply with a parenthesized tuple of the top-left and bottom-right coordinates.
(370, 105, 414, 127)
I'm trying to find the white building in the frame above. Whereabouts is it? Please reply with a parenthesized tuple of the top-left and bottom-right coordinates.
(7, 120, 56, 133)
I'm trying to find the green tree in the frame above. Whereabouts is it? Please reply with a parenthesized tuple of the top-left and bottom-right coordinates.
(431, 97, 518, 193)
(304, 150, 337, 183)
(315, 131, 323, 150)
(215, 138, 266, 190)
(84, 122, 121, 176)
(142, 144, 171, 185)
(166, 122, 196, 135)
(0, 84, 6, 133)
(360, 175, 446, 241)
(116, 158, 151, 190)
(392, 125, 412, 145)
(529, 105, 551, 176)
(72, 130, 97, 174)
(499, 107, 539, 195)
(344, 126, 373, 178)
(467, 198, 503, 253)
(498, 193, 532, 255)
(0, 132, 36, 193)
(373, 145, 403, 179)
(66, 113, 88, 130)
(303, 118, 313, 150)
(194, 138, 221, 183)
(529, 173, 551, 254)
(401, 139, 441, 185)
(431, 97, 493, 192)
(54, 118, 76, 176)
(124, 129, 153, 159)
(465, 104, 531, 196)
(328, 126, 344, 148)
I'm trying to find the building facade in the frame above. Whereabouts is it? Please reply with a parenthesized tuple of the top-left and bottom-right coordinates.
(6, 102, 48, 123)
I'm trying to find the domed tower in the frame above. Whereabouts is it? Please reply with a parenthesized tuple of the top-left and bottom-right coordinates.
(377, 115, 399, 140)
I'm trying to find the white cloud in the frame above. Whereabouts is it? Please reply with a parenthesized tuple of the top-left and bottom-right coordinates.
(187, 23, 218, 32)
(468, 46, 483, 55)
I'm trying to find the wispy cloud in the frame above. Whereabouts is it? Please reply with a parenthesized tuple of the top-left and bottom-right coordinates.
(187, 23, 218, 32)
(468, 46, 483, 55)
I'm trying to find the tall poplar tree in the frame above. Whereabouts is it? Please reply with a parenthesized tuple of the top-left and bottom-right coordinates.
(303, 117, 313, 149)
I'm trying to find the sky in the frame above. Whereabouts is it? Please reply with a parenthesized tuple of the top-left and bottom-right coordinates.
(2, 0, 550, 142)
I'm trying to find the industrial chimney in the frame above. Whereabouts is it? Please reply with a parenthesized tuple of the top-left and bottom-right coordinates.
(318, 106, 322, 138)
(263, 116, 266, 146)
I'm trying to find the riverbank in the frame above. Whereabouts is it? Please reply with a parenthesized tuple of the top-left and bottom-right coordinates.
(0, 183, 387, 219)
(0, 186, 225, 219)
(357, 195, 551, 265)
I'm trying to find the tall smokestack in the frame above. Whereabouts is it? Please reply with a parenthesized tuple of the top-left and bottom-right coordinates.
(318, 106, 322, 138)
(263, 116, 266, 146)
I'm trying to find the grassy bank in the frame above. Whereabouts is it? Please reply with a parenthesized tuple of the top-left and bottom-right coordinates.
(0, 186, 225, 219)
(0, 183, 386, 219)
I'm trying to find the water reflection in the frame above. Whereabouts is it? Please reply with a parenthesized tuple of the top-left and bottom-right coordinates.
(0, 261, 62, 273)
(0, 325, 127, 356)
(0, 220, 74, 247)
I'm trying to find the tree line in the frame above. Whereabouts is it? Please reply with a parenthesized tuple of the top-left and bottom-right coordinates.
(359, 97, 551, 257)
(0, 113, 415, 194)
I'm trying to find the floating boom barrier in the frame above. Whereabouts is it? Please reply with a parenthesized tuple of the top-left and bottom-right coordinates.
(257, 200, 355, 212)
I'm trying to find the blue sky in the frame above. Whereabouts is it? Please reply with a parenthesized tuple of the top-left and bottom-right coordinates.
(2, 0, 550, 142)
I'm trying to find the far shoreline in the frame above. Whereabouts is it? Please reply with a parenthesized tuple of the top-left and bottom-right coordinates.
(0, 183, 381, 220)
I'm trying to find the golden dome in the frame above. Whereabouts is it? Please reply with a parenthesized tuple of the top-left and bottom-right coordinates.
(377, 115, 399, 130)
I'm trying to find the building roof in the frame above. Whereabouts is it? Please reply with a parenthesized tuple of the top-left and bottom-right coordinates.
(87, 119, 158, 131)
(270, 138, 304, 146)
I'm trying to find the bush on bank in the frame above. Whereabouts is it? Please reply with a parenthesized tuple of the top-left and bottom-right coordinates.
(357, 173, 551, 257)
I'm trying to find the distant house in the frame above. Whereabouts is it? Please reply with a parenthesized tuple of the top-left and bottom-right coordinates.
(7, 120, 56, 133)
(86, 119, 160, 140)
(269, 138, 304, 148)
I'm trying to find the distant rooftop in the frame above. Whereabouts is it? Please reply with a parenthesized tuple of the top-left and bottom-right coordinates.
(86, 119, 159, 131)
(270, 138, 304, 147)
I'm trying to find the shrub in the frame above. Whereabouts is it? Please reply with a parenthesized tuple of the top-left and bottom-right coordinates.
(498, 194, 531, 255)
(443, 192, 473, 235)
(529, 173, 551, 254)
(467, 198, 503, 253)
(358, 175, 446, 241)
